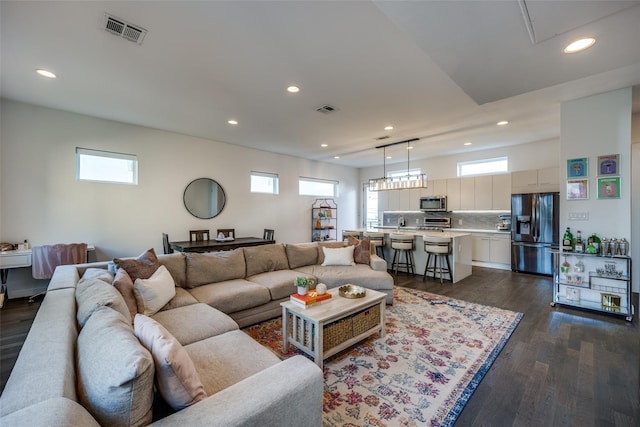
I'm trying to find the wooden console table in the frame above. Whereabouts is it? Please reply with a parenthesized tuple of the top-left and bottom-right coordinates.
(170, 237, 275, 253)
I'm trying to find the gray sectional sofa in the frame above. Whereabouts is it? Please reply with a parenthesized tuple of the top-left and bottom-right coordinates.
(0, 241, 393, 426)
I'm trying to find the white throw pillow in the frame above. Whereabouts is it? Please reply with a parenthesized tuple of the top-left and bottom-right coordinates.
(133, 314, 207, 410)
(321, 245, 355, 266)
(134, 265, 176, 316)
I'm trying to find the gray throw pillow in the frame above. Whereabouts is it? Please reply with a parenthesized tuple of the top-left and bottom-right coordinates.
(286, 244, 319, 269)
(76, 277, 132, 328)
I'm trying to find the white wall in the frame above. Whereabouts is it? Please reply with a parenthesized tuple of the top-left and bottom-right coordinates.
(560, 88, 634, 290)
(631, 113, 639, 294)
(1, 100, 359, 297)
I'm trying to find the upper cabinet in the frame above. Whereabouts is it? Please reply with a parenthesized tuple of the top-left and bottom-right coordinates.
(473, 175, 492, 210)
(460, 177, 475, 210)
(446, 178, 461, 210)
(492, 174, 511, 210)
(512, 167, 559, 194)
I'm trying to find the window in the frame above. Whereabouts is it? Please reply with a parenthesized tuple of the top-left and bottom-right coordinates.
(387, 168, 421, 178)
(364, 184, 379, 228)
(458, 157, 508, 177)
(76, 148, 138, 184)
(250, 171, 279, 194)
(299, 177, 338, 197)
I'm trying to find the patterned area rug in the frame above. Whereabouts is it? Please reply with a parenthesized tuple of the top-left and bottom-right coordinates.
(244, 287, 523, 426)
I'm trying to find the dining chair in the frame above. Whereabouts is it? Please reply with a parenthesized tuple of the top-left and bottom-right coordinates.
(162, 233, 173, 254)
(263, 229, 275, 241)
(190, 229, 210, 242)
(216, 229, 235, 239)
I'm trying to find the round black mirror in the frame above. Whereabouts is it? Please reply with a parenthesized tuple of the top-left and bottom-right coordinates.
(183, 178, 227, 219)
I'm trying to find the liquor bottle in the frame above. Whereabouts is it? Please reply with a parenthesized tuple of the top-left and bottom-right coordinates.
(574, 230, 584, 253)
(562, 227, 573, 252)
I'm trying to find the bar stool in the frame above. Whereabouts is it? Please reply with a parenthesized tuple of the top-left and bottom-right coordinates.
(390, 233, 415, 275)
(363, 231, 385, 260)
(342, 230, 361, 242)
(423, 236, 452, 284)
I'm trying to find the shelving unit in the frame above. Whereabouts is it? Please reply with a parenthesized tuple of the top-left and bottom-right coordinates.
(551, 251, 633, 321)
(312, 198, 337, 242)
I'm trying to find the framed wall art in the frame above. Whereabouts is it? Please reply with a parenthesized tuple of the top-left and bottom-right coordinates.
(597, 154, 620, 176)
(597, 177, 620, 199)
(567, 179, 588, 200)
(567, 158, 588, 178)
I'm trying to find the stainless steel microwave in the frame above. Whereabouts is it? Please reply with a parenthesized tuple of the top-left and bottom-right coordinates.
(419, 196, 447, 212)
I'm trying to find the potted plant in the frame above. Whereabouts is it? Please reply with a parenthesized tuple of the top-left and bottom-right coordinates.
(294, 277, 313, 295)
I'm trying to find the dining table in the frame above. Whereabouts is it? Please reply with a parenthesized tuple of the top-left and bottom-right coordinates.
(169, 237, 275, 253)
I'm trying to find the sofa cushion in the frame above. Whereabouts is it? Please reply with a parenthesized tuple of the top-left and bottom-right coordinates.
(134, 265, 176, 316)
(114, 248, 160, 282)
(184, 250, 246, 288)
(184, 330, 280, 395)
(134, 314, 207, 410)
(317, 241, 345, 264)
(321, 245, 355, 266)
(113, 267, 138, 321)
(81, 268, 114, 284)
(159, 287, 199, 312)
(158, 253, 187, 288)
(348, 236, 371, 265)
(247, 270, 306, 300)
(151, 303, 239, 346)
(187, 279, 271, 314)
(76, 277, 132, 328)
(286, 244, 318, 269)
(77, 307, 154, 427)
(243, 244, 289, 277)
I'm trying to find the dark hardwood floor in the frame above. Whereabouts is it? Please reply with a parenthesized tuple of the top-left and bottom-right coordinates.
(1, 267, 638, 426)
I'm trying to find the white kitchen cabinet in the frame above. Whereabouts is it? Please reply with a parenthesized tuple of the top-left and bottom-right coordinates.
(377, 190, 389, 213)
(537, 167, 560, 193)
(474, 175, 493, 210)
(472, 232, 511, 265)
(512, 167, 559, 194)
(387, 189, 400, 211)
(492, 174, 511, 210)
(460, 177, 475, 210)
(471, 234, 491, 262)
(424, 179, 446, 197)
(490, 234, 511, 264)
(409, 188, 421, 210)
(397, 189, 411, 211)
(446, 178, 461, 210)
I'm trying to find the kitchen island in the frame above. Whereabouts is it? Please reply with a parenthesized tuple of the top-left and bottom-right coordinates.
(352, 228, 472, 283)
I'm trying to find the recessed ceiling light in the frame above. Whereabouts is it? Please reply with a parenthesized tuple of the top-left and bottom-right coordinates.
(321, 143, 328, 148)
(287, 85, 300, 93)
(406, 146, 414, 150)
(334, 156, 340, 159)
(386, 156, 392, 159)
(36, 69, 56, 79)
(227, 119, 238, 125)
(497, 120, 509, 126)
(384, 126, 393, 131)
(464, 142, 472, 146)
(563, 37, 595, 54)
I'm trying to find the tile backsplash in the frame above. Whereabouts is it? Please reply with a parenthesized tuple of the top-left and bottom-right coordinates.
(381, 211, 510, 231)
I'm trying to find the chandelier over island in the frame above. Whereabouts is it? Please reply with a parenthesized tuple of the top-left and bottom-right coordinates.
(368, 138, 428, 191)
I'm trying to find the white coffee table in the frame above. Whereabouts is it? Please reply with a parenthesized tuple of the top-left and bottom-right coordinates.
(281, 287, 386, 367)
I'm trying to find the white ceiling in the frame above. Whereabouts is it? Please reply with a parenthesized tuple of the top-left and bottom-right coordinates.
(2, 0, 640, 168)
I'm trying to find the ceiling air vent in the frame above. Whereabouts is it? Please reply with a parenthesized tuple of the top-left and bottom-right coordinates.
(104, 14, 147, 45)
(316, 105, 339, 114)
(376, 136, 390, 141)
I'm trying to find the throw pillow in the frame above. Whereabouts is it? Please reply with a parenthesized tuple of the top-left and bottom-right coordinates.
(321, 245, 355, 266)
(76, 277, 132, 328)
(286, 244, 318, 269)
(348, 236, 371, 265)
(133, 314, 207, 410)
(114, 248, 160, 282)
(133, 265, 176, 316)
(317, 241, 346, 264)
(81, 268, 114, 284)
(113, 267, 138, 321)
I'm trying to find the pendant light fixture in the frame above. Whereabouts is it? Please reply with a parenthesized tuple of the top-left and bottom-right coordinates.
(368, 138, 427, 191)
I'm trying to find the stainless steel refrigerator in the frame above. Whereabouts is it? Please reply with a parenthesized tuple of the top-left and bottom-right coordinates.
(511, 192, 559, 276)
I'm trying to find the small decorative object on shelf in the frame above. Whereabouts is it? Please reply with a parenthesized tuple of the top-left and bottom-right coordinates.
(290, 289, 332, 308)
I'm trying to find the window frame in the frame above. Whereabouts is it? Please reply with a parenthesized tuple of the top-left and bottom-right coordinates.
(457, 157, 508, 177)
(250, 171, 279, 194)
(298, 176, 338, 197)
(75, 147, 138, 185)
